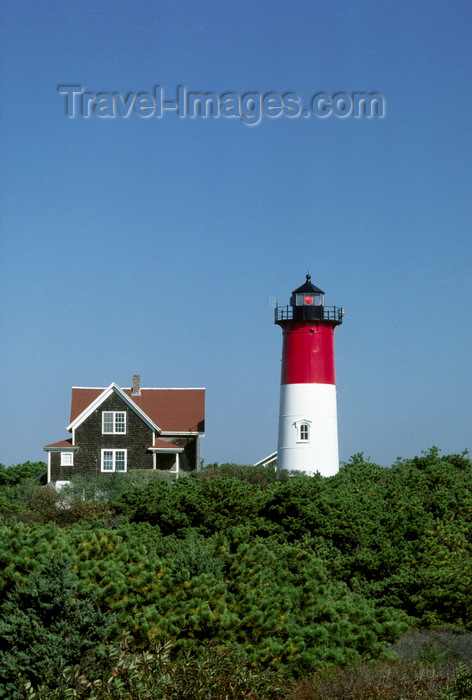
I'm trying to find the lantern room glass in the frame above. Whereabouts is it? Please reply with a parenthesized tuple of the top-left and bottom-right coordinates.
(295, 292, 324, 306)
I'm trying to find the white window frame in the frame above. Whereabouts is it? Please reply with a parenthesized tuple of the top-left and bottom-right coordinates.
(60, 452, 74, 466)
(102, 411, 126, 434)
(295, 421, 311, 443)
(101, 449, 127, 473)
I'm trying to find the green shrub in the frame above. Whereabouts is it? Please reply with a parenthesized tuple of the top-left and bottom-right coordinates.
(22, 634, 286, 699)
(443, 663, 472, 699)
(0, 555, 116, 699)
(0, 462, 46, 486)
(197, 462, 279, 488)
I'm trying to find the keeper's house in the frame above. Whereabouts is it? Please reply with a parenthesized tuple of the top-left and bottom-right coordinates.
(44, 376, 205, 487)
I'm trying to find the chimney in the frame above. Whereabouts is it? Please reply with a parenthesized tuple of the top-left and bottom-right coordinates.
(132, 375, 141, 396)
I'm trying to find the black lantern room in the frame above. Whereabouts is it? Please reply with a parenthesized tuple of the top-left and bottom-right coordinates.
(289, 274, 325, 320)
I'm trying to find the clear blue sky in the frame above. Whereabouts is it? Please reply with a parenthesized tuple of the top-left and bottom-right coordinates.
(1, 0, 471, 467)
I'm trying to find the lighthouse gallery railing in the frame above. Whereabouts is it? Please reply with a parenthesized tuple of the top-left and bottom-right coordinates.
(274, 305, 344, 323)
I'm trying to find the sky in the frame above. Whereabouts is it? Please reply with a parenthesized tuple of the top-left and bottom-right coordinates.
(1, 0, 471, 468)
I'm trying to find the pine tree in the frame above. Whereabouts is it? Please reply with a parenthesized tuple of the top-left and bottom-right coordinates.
(0, 554, 116, 698)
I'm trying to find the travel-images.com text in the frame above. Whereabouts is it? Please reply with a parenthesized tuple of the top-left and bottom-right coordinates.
(58, 85, 385, 125)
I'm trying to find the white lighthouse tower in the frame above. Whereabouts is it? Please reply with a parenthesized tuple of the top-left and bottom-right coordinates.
(275, 275, 343, 476)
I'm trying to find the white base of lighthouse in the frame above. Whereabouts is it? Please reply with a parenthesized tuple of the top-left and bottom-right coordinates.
(277, 383, 339, 477)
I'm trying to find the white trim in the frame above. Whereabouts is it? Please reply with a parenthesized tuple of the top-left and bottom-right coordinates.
(254, 452, 277, 468)
(72, 386, 109, 389)
(128, 387, 205, 391)
(72, 386, 205, 391)
(160, 431, 204, 436)
(68, 383, 160, 433)
(171, 453, 180, 475)
(47, 452, 51, 484)
(149, 446, 184, 453)
(44, 445, 79, 452)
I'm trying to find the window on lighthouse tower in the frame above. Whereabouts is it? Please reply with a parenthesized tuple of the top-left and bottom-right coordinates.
(299, 423, 310, 441)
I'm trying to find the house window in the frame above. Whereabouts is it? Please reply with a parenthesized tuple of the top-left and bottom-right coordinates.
(101, 449, 127, 472)
(299, 423, 310, 442)
(102, 411, 126, 434)
(60, 452, 74, 466)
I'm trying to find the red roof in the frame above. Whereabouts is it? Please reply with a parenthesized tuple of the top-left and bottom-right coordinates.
(70, 386, 205, 433)
(44, 439, 75, 449)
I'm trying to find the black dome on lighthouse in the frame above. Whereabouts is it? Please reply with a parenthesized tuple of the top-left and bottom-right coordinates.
(292, 274, 324, 296)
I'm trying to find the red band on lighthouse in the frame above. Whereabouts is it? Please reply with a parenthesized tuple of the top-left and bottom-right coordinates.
(281, 322, 336, 385)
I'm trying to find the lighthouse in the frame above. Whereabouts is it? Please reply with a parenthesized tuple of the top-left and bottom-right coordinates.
(275, 275, 343, 476)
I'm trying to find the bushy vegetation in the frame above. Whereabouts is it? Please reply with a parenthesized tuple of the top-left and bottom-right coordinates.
(0, 448, 471, 698)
